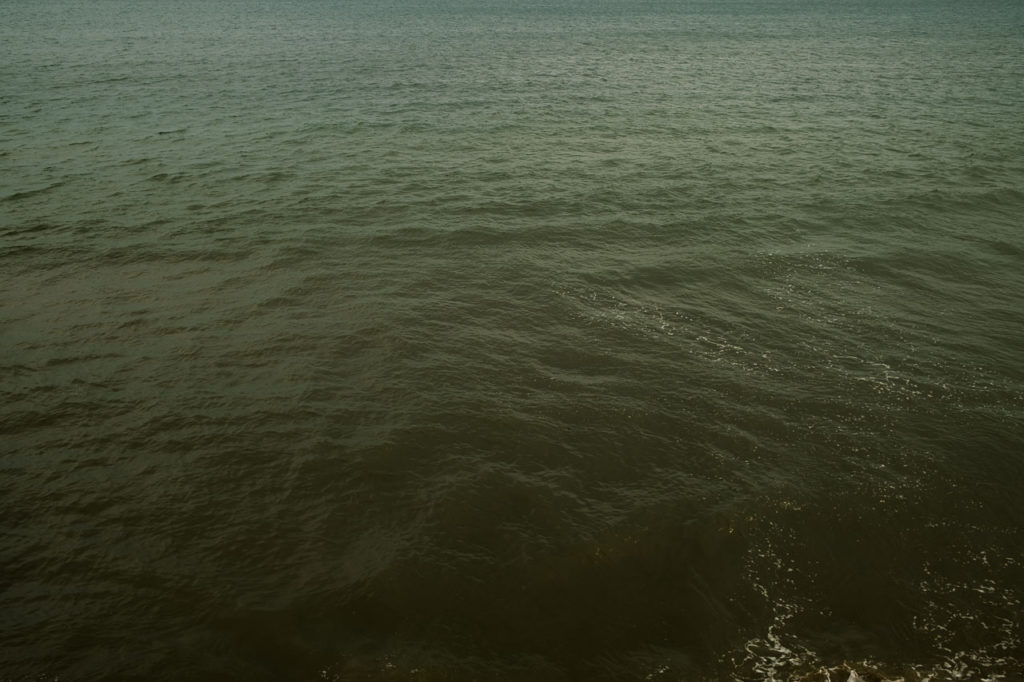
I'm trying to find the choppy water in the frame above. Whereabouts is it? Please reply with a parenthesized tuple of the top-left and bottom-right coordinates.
(3, 0, 1024, 679)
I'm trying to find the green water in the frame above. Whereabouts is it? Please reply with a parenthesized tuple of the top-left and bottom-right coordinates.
(2, 0, 1023, 679)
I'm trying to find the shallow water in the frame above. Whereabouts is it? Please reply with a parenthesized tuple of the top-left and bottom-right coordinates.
(2, 0, 1023, 679)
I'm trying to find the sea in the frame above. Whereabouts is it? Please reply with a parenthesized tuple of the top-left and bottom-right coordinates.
(2, 0, 1023, 679)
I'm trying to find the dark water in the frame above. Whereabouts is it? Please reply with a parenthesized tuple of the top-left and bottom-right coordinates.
(3, 0, 1024, 679)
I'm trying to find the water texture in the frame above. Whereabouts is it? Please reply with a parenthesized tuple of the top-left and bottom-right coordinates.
(2, 0, 1023, 679)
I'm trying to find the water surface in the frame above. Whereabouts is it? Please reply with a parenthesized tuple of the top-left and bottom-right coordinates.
(2, 0, 1023, 679)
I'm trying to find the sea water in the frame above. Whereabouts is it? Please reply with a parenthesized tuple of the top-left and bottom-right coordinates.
(2, 0, 1023, 679)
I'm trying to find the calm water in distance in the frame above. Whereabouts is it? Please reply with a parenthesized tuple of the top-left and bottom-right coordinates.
(2, 0, 1024, 679)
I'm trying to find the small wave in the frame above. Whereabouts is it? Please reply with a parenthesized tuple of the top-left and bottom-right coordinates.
(2, 182, 65, 202)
